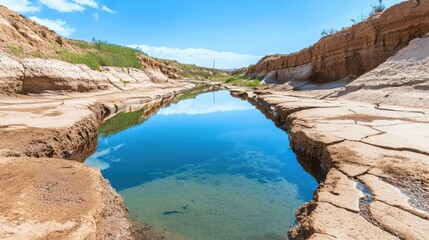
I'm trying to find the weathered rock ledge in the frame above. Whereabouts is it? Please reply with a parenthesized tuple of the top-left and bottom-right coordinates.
(230, 87, 429, 239)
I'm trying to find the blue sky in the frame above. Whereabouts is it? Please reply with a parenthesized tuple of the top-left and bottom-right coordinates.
(1, 0, 404, 68)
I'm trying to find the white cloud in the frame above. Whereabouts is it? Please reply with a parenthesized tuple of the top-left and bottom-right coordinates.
(73, 0, 97, 8)
(29, 16, 75, 36)
(101, 5, 115, 13)
(129, 44, 261, 69)
(0, 0, 40, 13)
(85, 144, 125, 171)
(39, 0, 84, 12)
(85, 156, 110, 170)
(36, 0, 115, 15)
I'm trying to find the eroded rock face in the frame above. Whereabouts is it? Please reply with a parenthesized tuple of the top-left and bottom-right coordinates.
(137, 54, 182, 80)
(0, 54, 24, 93)
(20, 58, 112, 94)
(243, 0, 429, 84)
(0, 5, 78, 56)
(0, 52, 175, 94)
(337, 33, 429, 107)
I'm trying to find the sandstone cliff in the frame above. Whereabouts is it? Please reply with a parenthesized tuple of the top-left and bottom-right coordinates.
(243, 0, 429, 85)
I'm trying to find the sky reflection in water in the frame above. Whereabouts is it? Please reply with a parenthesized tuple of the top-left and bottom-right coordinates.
(86, 90, 317, 240)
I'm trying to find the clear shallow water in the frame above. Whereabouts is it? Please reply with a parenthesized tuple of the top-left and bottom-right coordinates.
(86, 90, 317, 240)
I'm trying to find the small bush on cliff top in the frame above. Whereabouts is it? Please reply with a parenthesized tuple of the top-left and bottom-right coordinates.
(325, 0, 386, 37)
(372, 0, 386, 13)
(350, 0, 386, 25)
(321, 28, 338, 37)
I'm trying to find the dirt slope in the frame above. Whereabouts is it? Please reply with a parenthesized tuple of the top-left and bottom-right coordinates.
(242, 0, 429, 85)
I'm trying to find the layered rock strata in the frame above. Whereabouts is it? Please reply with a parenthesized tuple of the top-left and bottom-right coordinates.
(243, 0, 429, 85)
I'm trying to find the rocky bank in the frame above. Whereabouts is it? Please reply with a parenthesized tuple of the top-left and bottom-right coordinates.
(230, 85, 429, 239)
(226, 4, 429, 238)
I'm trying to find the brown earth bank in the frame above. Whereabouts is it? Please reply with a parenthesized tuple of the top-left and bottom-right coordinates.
(241, 0, 429, 86)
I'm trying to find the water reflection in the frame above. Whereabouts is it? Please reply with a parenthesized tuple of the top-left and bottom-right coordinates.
(158, 91, 253, 116)
(86, 90, 317, 240)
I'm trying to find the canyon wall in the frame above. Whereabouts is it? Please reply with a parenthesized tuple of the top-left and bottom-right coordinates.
(243, 0, 429, 85)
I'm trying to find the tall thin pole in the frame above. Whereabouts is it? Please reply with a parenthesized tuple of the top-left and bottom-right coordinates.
(213, 59, 216, 69)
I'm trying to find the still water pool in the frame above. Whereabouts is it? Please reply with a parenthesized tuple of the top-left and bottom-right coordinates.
(86, 90, 317, 240)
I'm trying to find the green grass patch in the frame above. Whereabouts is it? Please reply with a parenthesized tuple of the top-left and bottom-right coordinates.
(8, 45, 24, 56)
(98, 107, 146, 137)
(74, 41, 93, 49)
(58, 40, 142, 70)
(31, 51, 44, 59)
(211, 76, 264, 88)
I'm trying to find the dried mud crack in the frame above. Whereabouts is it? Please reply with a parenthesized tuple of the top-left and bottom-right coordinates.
(229, 87, 429, 240)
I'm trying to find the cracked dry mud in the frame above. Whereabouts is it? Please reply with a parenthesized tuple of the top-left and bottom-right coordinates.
(230, 87, 429, 240)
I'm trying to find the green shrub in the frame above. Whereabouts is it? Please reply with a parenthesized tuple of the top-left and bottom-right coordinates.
(371, 0, 385, 13)
(321, 28, 337, 37)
